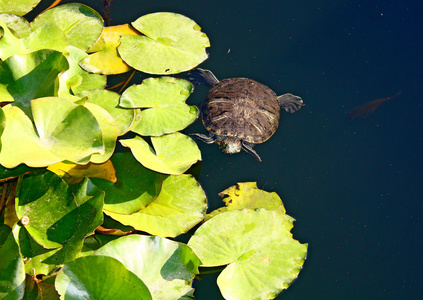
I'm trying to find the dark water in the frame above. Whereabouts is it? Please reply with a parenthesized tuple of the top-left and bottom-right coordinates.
(33, 1, 423, 298)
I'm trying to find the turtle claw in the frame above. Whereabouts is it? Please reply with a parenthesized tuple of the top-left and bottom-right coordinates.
(241, 142, 262, 162)
(278, 93, 305, 113)
(190, 133, 216, 144)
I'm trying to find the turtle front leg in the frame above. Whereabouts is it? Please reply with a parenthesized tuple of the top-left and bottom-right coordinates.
(278, 93, 305, 113)
(241, 142, 262, 162)
(188, 68, 219, 88)
(190, 133, 217, 144)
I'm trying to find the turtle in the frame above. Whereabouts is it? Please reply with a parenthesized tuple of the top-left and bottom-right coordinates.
(189, 68, 304, 162)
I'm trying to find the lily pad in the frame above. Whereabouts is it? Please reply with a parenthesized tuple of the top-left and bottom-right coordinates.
(78, 89, 139, 136)
(0, 21, 68, 61)
(0, 13, 32, 37)
(59, 46, 106, 98)
(95, 235, 201, 300)
(15, 171, 104, 254)
(118, 12, 210, 74)
(31, 3, 103, 51)
(120, 77, 198, 136)
(55, 255, 152, 300)
(91, 152, 163, 215)
(83, 102, 119, 164)
(0, 226, 25, 300)
(81, 24, 140, 75)
(207, 182, 286, 220)
(0, 49, 69, 118)
(120, 133, 201, 175)
(105, 174, 207, 237)
(0, 0, 41, 16)
(188, 209, 308, 300)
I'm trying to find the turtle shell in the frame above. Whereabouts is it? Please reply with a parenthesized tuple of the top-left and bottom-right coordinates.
(201, 78, 281, 144)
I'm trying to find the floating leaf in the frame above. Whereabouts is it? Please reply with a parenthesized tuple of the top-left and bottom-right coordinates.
(31, 3, 103, 51)
(91, 152, 162, 215)
(95, 235, 201, 300)
(59, 46, 106, 98)
(120, 133, 201, 175)
(80, 24, 140, 75)
(78, 89, 139, 135)
(0, 225, 25, 300)
(55, 256, 152, 300)
(0, 98, 104, 168)
(0, 21, 68, 61)
(105, 174, 207, 237)
(118, 12, 210, 74)
(15, 172, 104, 265)
(0, 13, 31, 38)
(188, 209, 307, 300)
(83, 102, 119, 164)
(120, 77, 198, 136)
(0, 0, 42, 16)
(0, 50, 69, 117)
(207, 182, 286, 220)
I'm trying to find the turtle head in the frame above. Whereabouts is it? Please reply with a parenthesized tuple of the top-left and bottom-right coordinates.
(218, 136, 242, 154)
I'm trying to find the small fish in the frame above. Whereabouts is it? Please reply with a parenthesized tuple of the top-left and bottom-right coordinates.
(347, 90, 402, 120)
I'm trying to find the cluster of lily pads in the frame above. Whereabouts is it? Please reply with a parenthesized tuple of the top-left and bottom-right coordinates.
(0, 2, 307, 300)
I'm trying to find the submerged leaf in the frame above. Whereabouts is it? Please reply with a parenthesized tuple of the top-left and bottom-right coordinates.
(120, 76, 198, 136)
(188, 209, 307, 300)
(120, 133, 201, 175)
(95, 235, 201, 299)
(118, 12, 210, 74)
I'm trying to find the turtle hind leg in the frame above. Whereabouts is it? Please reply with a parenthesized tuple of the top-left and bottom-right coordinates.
(241, 142, 262, 162)
(278, 93, 305, 113)
(188, 68, 219, 87)
(190, 133, 216, 144)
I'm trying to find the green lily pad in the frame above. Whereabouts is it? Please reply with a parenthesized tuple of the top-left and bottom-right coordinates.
(31, 3, 103, 51)
(59, 46, 106, 98)
(78, 89, 139, 136)
(105, 174, 207, 237)
(0, 0, 41, 16)
(0, 106, 62, 168)
(207, 182, 286, 220)
(91, 152, 163, 215)
(120, 77, 198, 136)
(0, 49, 69, 118)
(95, 235, 201, 300)
(55, 255, 152, 300)
(120, 133, 201, 175)
(118, 12, 210, 74)
(188, 209, 308, 300)
(83, 102, 119, 164)
(0, 13, 32, 38)
(15, 171, 104, 259)
(0, 21, 68, 61)
(12, 223, 62, 275)
(0, 226, 25, 300)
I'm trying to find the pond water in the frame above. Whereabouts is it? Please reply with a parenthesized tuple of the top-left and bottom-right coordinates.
(32, 0, 423, 298)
